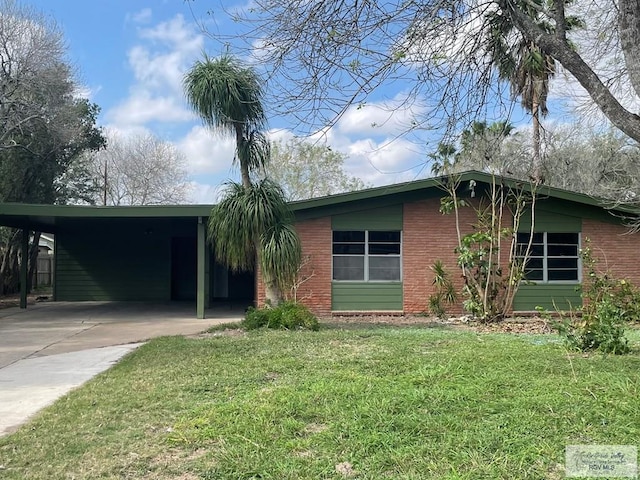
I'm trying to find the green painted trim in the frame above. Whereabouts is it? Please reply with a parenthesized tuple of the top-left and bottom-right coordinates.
(513, 284, 582, 311)
(20, 229, 28, 309)
(291, 170, 638, 216)
(518, 206, 582, 232)
(197, 218, 206, 319)
(331, 282, 403, 310)
(0, 203, 214, 217)
(1, 171, 636, 232)
(332, 204, 403, 230)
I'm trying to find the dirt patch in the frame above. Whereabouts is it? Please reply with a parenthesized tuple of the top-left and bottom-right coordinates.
(0, 293, 51, 310)
(323, 314, 554, 335)
(188, 328, 247, 339)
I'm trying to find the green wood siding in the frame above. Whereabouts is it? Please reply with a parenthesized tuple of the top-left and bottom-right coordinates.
(515, 204, 583, 311)
(55, 220, 175, 301)
(513, 284, 582, 311)
(332, 204, 402, 230)
(519, 205, 582, 233)
(332, 283, 403, 311)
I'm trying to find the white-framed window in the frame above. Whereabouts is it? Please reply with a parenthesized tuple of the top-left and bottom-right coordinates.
(516, 232, 581, 282)
(332, 230, 402, 282)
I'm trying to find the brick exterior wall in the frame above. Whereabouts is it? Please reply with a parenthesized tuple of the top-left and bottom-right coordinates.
(256, 216, 333, 316)
(256, 202, 640, 318)
(402, 199, 478, 314)
(582, 218, 640, 284)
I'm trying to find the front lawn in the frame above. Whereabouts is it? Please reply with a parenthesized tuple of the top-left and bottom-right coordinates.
(1, 325, 639, 479)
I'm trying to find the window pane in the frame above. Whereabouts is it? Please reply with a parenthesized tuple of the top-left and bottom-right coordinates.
(369, 231, 401, 242)
(547, 233, 579, 244)
(369, 243, 401, 255)
(516, 243, 543, 257)
(517, 232, 544, 243)
(524, 269, 544, 281)
(547, 245, 578, 257)
(333, 231, 365, 242)
(548, 258, 578, 269)
(525, 258, 544, 269)
(369, 256, 401, 281)
(548, 270, 579, 281)
(333, 256, 364, 281)
(333, 244, 365, 255)
(369, 232, 400, 243)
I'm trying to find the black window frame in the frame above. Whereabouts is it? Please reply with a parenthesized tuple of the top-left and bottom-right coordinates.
(516, 232, 581, 283)
(332, 230, 402, 282)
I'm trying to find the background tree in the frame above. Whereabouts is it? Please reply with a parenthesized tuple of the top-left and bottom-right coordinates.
(487, 2, 568, 182)
(184, 54, 301, 305)
(434, 121, 640, 204)
(87, 131, 191, 206)
(218, 0, 640, 150)
(263, 139, 370, 200)
(0, 0, 105, 295)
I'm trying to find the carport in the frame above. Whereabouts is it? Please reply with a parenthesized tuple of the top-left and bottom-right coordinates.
(0, 203, 255, 318)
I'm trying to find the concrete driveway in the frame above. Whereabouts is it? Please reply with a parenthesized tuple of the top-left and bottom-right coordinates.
(0, 301, 243, 436)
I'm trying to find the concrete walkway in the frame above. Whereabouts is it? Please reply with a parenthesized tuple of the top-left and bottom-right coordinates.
(0, 301, 243, 436)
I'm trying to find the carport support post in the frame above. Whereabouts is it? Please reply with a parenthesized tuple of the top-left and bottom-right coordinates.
(19, 229, 28, 309)
(196, 217, 206, 319)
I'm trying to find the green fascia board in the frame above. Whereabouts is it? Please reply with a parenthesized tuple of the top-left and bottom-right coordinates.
(0, 203, 215, 232)
(1, 170, 637, 231)
(290, 170, 639, 221)
(0, 203, 214, 217)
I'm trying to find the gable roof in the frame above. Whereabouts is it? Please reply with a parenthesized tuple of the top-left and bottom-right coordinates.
(0, 170, 635, 232)
(290, 170, 638, 220)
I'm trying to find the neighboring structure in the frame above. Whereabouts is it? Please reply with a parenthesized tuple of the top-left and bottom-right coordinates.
(0, 171, 638, 318)
(35, 233, 54, 287)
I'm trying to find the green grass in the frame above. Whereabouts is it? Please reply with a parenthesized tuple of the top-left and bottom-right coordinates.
(1, 326, 639, 479)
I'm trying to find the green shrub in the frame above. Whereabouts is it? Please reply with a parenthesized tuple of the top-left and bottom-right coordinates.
(428, 260, 458, 319)
(242, 301, 319, 331)
(552, 298, 630, 355)
(546, 241, 636, 355)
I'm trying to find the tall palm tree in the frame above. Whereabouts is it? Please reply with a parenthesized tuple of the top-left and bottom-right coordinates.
(184, 54, 301, 305)
(183, 54, 269, 188)
(487, 7, 556, 183)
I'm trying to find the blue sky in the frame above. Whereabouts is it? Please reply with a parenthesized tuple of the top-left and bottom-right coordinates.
(25, 0, 583, 203)
(22, 0, 441, 203)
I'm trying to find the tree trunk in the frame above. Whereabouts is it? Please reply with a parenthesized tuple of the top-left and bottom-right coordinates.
(619, 0, 640, 99)
(531, 102, 543, 184)
(0, 229, 21, 295)
(264, 277, 284, 306)
(506, 3, 640, 143)
(235, 126, 252, 190)
(0, 229, 20, 295)
(27, 231, 40, 292)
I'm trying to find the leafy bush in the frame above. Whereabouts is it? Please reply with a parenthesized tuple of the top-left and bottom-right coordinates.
(552, 298, 630, 355)
(428, 260, 458, 319)
(547, 242, 637, 354)
(242, 301, 319, 331)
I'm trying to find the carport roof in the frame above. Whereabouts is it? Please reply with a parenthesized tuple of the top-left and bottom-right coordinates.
(0, 203, 215, 232)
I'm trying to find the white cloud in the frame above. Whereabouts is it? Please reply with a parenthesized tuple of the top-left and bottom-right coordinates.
(177, 125, 236, 176)
(107, 91, 194, 126)
(126, 8, 153, 24)
(104, 13, 204, 130)
(186, 181, 223, 204)
(337, 96, 425, 137)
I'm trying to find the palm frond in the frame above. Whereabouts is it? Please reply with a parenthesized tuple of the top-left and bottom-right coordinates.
(260, 221, 302, 291)
(183, 54, 267, 136)
(237, 130, 271, 173)
(207, 179, 298, 280)
(207, 181, 255, 272)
